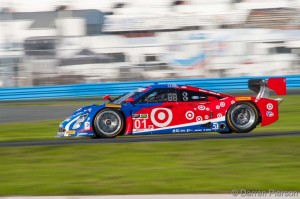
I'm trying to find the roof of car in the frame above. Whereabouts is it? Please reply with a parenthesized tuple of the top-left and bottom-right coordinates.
(145, 83, 230, 97)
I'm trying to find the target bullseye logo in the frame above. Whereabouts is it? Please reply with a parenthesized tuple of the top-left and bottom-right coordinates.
(217, 113, 222, 118)
(220, 102, 225, 107)
(150, 108, 173, 127)
(196, 116, 202, 121)
(266, 103, 273, 110)
(185, 111, 194, 120)
(216, 105, 220, 110)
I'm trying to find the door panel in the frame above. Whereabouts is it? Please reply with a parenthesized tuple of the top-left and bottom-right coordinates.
(128, 88, 187, 134)
(131, 101, 184, 134)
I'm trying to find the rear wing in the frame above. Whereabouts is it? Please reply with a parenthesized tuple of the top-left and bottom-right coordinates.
(248, 78, 286, 99)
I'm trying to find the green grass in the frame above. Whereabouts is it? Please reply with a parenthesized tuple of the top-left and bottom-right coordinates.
(0, 95, 299, 142)
(0, 96, 299, 195)
(254, 95, 300, 132)
(0, 120, 61, 142)
(0, 136, 300, 195)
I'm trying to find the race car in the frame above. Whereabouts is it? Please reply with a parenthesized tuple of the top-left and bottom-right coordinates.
(58, 77, 286, 138)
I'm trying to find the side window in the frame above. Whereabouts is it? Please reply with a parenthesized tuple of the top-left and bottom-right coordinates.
(137, 88, 177, 103)
(177, 89, 208, 102)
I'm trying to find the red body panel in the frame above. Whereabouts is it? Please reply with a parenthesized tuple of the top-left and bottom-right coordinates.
(255, 98, 279, 126)
(268, 78, 286, 95)
(123, 79, 285, 135)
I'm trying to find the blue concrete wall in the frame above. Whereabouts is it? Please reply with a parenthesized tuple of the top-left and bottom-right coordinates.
(0, 75, 298, 101)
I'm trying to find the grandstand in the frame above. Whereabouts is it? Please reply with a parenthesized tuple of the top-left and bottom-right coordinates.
(0, 0, 300, 87)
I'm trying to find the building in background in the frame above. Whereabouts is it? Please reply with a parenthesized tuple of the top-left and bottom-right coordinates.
(0, 0, 300, 87)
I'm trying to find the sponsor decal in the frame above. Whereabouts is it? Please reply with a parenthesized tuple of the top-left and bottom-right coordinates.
(216, 105, 220, 109)
(167, 84, 177, 88)
(204, 115, 209, 119)
(195, 129, 203, 132)
(84, 122, 91, 130)
(198, 89, 221, 96)
(148, 125, 154, 130)
(212, 123, 219, 130)
(132, 114, 148, 119)
(266, 111, 274, 117)
(66, 130, 76, 135)
(217, 113, 222, 118)
(266, 103, 273, 110)
(172, 129, 180, 133)
(185, 111, 195, 120)
(139, 114, 148, 119)
(220, 102, 225, 107)
(150, 108, 173, 127)
(208, 91, 221, 96)
(235, 97, 251, 101)
(198, 105, 206, 110)
(132, 114, 139, 118)
(206, 107, 210, 111)
(105, 104, 121, 108)
(137, 87, 147, 92)
(77, 132, 89, 136)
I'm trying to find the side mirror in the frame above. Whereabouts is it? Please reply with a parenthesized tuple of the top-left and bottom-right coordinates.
(103, 94, 112, 102)
(124, 97, 134, 103)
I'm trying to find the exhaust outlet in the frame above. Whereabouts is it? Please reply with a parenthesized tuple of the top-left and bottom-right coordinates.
(220, 123, 226, 130)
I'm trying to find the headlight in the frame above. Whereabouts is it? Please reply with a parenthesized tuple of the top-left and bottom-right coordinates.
(73, 114, 88, 129)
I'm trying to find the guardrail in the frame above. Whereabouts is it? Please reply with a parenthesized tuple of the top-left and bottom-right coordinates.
(0, 75, 299, 101)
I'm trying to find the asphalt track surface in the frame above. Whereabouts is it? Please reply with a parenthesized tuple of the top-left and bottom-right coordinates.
(0, 105, 79, 123)
(0, 131, 299, 147)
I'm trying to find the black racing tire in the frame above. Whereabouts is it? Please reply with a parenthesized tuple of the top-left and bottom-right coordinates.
(226, 102, 259, 133)
(93, 108, 125, 138)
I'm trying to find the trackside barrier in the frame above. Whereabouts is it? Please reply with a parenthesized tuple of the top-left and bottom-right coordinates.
(0, 75, 299, 101)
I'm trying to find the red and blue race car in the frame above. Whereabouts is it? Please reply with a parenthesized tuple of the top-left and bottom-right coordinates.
(58, 78, 286, 138)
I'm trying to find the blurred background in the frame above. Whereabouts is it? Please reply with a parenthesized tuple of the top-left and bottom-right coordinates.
(1, 1, 300, 196)
(1, 0, 300, 88)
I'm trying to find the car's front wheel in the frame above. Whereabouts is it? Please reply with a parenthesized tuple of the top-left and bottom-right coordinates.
(226, 102, 259, 133)
(93, 108, 125, 138)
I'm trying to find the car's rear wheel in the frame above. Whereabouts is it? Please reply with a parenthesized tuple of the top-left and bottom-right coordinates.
(93, 108, 125, 138)
(226, 102, 259, 133)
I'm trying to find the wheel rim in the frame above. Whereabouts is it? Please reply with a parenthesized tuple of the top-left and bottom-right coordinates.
(230, 104, 256, 130)
(96, 111, 122, 135)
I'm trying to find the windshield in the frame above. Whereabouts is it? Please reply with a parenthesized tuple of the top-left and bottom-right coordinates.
(111, 89, 144, 104)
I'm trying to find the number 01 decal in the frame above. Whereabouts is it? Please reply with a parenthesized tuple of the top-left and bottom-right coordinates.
(134, 119, 147, 129)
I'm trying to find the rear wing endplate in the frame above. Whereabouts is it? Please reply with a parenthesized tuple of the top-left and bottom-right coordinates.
(248, 78, 286, 99)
